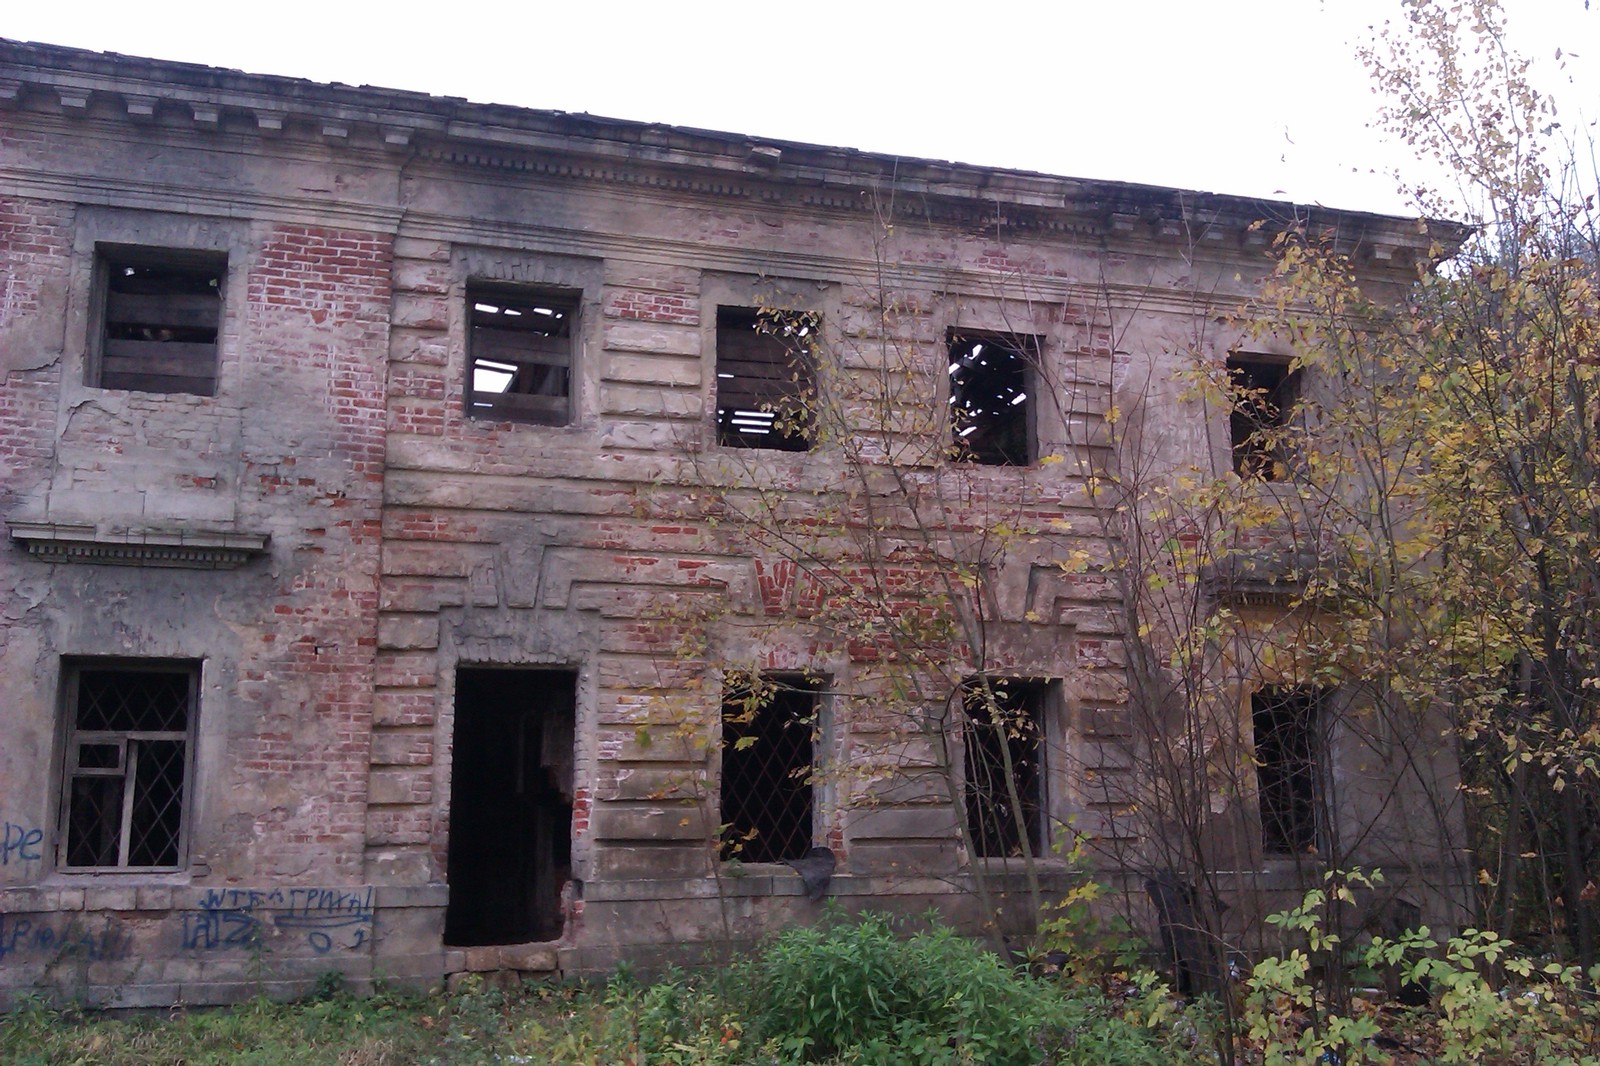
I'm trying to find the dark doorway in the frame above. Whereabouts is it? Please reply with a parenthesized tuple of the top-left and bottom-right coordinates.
(445, 667, 576, 946)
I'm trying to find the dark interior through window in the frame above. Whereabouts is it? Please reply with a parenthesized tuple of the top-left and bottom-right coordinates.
(721, 673, 818, 862)
(963, 678, 1046, 858)
(715, 307, 816, 451)
(948, 332, 1036, 466)
(96, 249, 223, 396)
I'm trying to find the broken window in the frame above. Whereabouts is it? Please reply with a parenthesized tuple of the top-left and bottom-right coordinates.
(948, 331, 1037, 466)
(1228, 355, 1300, 480)
(1253, 686, 1325, 855)
(59, 661, 198, 870)
(715, 306, 817, 451)
(720, 673, 819, 863)
(91, 247, 224, 396)
(962, 678, 1047, 858)
(468, 285, 578, 425)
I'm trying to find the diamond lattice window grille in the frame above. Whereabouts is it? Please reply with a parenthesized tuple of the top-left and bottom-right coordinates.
(62, 663, 195, 869)
(963, 678, 1046, 859)
(720, 674, 819, 863)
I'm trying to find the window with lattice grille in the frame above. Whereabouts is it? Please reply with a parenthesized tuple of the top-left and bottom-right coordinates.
(59, 662, 198, 870)
(715, 307, 817, 451)
(1253, 686, 1325, 854)
(720, 674, 819, 863)
(963, 678, 1047, 858)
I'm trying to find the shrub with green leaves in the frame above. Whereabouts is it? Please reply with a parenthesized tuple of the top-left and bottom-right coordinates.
(734, 911, 1164, 1065)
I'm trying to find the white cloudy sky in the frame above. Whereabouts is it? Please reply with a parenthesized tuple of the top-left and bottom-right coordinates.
(6, 1, 1595, 217)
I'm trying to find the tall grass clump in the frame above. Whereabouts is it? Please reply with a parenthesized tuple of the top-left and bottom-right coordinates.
(732, 911, 1164, 1065)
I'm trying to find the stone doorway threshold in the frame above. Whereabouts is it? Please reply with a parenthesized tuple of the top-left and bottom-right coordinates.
(445, 941, 561, 988)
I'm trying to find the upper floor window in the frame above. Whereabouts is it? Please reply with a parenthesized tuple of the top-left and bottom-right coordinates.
(948, 331, 1037, 466)
(468, 285, 577, 425)
(1228, 354, 1300, 480)
(90, 246, 224, 396)
(59, 660, 199, 871)
(715, 306, 817, 451)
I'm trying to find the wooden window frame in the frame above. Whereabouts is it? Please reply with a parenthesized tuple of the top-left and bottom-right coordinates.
(87, 245, 226, 397)
(467, 283, 579, 426)
(715, 306, 818, 452)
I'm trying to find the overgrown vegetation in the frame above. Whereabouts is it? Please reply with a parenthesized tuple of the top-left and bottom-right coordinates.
(0, 914, 1173, 1065)
(8, 907, 1600, 1063)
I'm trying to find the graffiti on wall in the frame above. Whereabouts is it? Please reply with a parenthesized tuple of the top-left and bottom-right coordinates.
(0, 913, 132, 963)
(181, 886, 374, 954)
(1, 821, 43, 866)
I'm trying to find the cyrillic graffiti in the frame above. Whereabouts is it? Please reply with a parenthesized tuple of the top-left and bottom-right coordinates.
(181, 886, 374, 954)
(0, 913, 132, 962)
(0, 821, 43, 866)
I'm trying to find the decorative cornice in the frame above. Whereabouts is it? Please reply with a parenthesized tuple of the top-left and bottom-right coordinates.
(9, 521, 270, 569)
(0, 39, 1469, 267)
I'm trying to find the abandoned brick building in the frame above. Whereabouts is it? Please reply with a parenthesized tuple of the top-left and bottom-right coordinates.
(0, 40, 1467, 1006)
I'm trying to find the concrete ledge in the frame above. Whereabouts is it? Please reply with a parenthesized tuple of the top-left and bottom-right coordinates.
(8, 521, 271, 569)
(582, 868, 1083, 903)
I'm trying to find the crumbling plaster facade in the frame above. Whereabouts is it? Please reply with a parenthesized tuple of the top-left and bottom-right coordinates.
(0, 40, 1458, 1006)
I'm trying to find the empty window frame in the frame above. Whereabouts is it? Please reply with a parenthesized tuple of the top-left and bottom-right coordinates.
(1227, 355, 1300, 480)
(1253, 686, 1325, 855)
(58, 661, 198, 870)
(468, 285, 578, 425)
(715, 306, 817, 451)
(948, 331, 1038, 466)
(720, 673, 820, 863)
(90, 246, 225, 396)
(962, 678, 1047, 858)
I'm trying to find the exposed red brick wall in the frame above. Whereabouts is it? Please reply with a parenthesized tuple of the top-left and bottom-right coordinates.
(0, 196, 71, 511)
(227, 223, 392, 880)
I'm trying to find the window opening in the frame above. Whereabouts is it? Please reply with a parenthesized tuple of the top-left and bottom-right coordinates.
(720, 673, 818, 862)
(1228, 355, 1300, 480)
(1253, 686, 1324, 854)
(715, 306, 817, 451)
(468, 286, 577, 425)
(962, 678, 1046, 858)
(446, 667, 577, 945)
(60, 662, 197, 869)
(948, 331, 1037, 466)
(93, 248, 224, 396)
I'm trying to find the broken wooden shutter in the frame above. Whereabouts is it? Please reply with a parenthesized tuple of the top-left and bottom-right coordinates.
(95, 250, 225, 396)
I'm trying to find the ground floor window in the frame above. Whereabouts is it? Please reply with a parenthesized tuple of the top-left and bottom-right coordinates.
(59, 661, 198, 870)
(1253, 685, 1326, 854)
(720, 673, 820, 863)
(963, 678, 1048, 859)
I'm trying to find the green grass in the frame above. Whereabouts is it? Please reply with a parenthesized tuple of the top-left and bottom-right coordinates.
(0, 916, 1181, 1065)
(0, 981, 612, 1066)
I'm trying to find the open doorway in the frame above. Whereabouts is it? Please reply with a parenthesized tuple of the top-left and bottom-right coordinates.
(445, 667, 576, 946)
